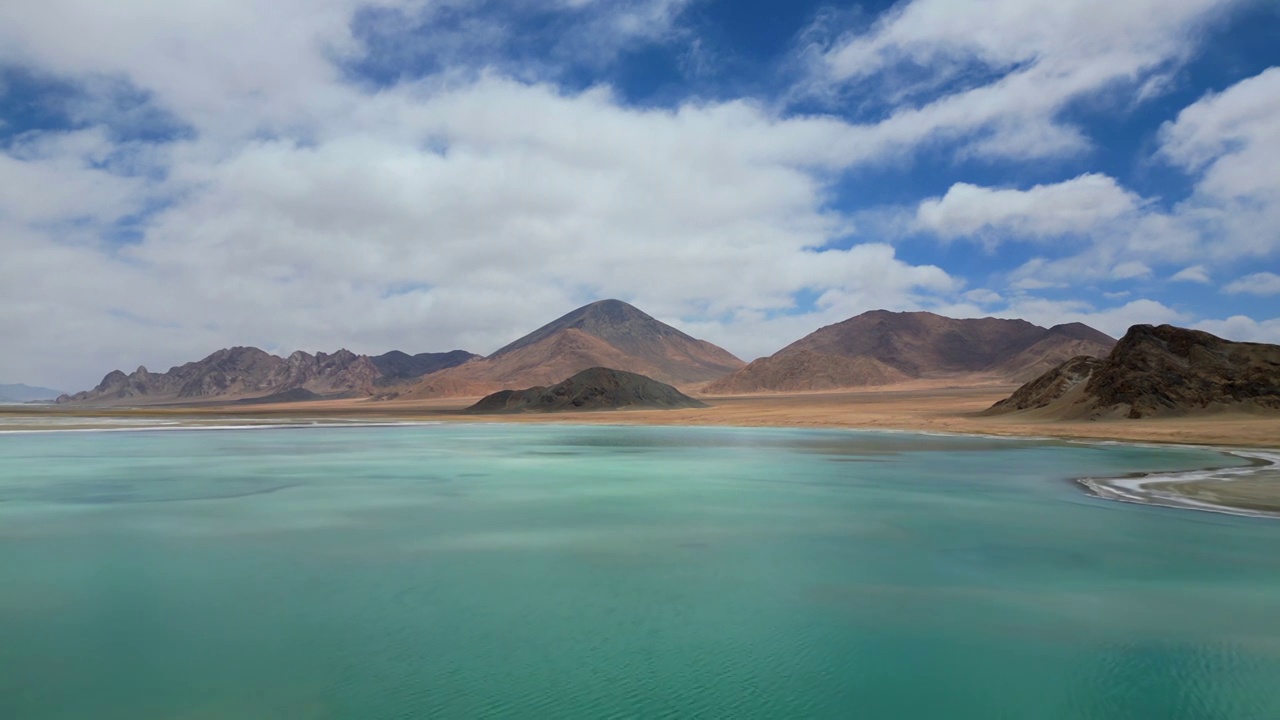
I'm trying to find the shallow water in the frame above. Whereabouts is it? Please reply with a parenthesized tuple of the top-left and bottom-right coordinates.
(1, 425, 1278, 719)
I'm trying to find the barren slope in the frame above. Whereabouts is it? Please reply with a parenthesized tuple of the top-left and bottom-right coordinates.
(988, 324, 1280, 419)
(398, 300, 744, 398)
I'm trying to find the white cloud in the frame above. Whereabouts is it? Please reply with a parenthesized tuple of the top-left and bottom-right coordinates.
(962, 289, 1003, 305)
(1159, 66, 1280, 259)
(810, 0, 1242, 162)
(1111, 261, 1153, 280)
(0, 73, 960, 388)
(1, 0, 1276, 391)
(0, 0, 388, 142)
(911, 66, 1280, 288)
(995, 298, 1186, 339)
(1223, 272, 1280, 296)
(0, 139, 147, 226)
(1194, 315, 1280, 344)
(1160, 67, 1280, 175)
(1171, 265, 1211, 283)
(916, 174, 1141, 242)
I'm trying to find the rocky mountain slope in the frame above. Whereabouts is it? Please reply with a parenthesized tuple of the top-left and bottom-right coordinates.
(987, 323, 1118, 382)
(465, 367, 708, 413)
(398, 300, 744, 398)
(704, 351, 910, 394)
(707, 311, 1115, 394)
(370, 350, 477, 384)
(988, 324, 1280, 419)
(58, 347, 474, 405)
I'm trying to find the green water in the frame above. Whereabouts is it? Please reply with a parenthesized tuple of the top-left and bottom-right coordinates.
(2, 425, 1279, 719)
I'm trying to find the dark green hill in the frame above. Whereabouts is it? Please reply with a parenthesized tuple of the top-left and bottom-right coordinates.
(466, 367, 708, 414)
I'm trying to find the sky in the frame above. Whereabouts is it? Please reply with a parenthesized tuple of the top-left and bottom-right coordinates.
(1, 0, 1278, 391)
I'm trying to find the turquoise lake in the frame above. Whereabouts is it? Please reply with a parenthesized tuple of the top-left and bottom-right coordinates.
(2, 424, 1279, 719)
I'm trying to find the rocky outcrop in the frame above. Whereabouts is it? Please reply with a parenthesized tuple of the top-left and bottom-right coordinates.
(708, 311, 1115, 394)
(986, 356, 1106, 414)
(466, 367, 708, 414)
(988, 324, 1280, 419)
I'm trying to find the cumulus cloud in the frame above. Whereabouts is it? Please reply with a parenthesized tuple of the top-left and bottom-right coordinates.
(1224, 272, 1280, 296)
(916, 174, 1142, 243)
(995, 298, 1187, 340)
(1194, 315, 1280, 343)
(0, 0, 1275, 391)
(910, 65, 1280, 290)
(809, 0, 1243, 162)
(962, 289, 1002, 305)
(1159, 66, 1280, 259)
(0, 75, 957, 387)
(1171, 265, 1211, 283)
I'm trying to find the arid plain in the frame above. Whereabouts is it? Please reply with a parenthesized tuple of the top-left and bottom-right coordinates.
(7, 380, 1279, 449)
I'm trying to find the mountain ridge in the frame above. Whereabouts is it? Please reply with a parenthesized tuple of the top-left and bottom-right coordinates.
(0, 383, 66, 403)
(708, 310, 1116, 393)
(57, 347, 475, 405)
(397, 300, 744, 398)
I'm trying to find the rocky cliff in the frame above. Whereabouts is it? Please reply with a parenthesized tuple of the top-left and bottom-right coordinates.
(988, 324, 1280, 419)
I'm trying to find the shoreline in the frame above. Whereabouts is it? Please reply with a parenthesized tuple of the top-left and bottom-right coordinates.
(4, 387, 1279, 519)
(1078, 450, 1280, 519)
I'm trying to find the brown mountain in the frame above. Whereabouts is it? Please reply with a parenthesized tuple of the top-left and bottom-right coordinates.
(397, 300, 744, 398)
(704, 351, 909, 394)
(466, 367, 707, 414)
(58, 347, 475, 405)
(988, 324, 1280, 419)
(370, 350, 479, 384)
(707, 310, 1115, 394)
(989, 322, 1119, 382)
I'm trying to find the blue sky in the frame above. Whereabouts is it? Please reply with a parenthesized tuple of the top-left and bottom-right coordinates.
(1, 0, 1278, 390)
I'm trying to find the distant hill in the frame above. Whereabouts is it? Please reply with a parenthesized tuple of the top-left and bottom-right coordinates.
(370, 350, 478, 383)
(987, 323, 1118, 382)
(399, 300, 744, 398)
(988, 324, 1280, 419)
(705, 351, 910, 394)
(466, 367, 708, 413)
(58, 347, 475, 406)
(706, 311, 1115, 394)
(0, 383, 66, 403)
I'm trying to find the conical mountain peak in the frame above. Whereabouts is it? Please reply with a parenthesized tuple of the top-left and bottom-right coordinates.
(491, 299, 693, 359)
(401, 299, 744, 395)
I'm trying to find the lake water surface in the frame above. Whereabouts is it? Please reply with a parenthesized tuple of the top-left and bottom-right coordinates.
(2, 424, 1279, 719)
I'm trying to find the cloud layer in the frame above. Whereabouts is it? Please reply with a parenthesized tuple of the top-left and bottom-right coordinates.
(0, 0, 1277, 389)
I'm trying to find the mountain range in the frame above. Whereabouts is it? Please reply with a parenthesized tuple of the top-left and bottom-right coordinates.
(0, 383, 66, 403)
(56, 300, 1123, 406)
(989, 324, 1280, 419)
(705, 311, 1116, 393)
(392, 300, 745, 399)
(57, 348, 476, 405)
